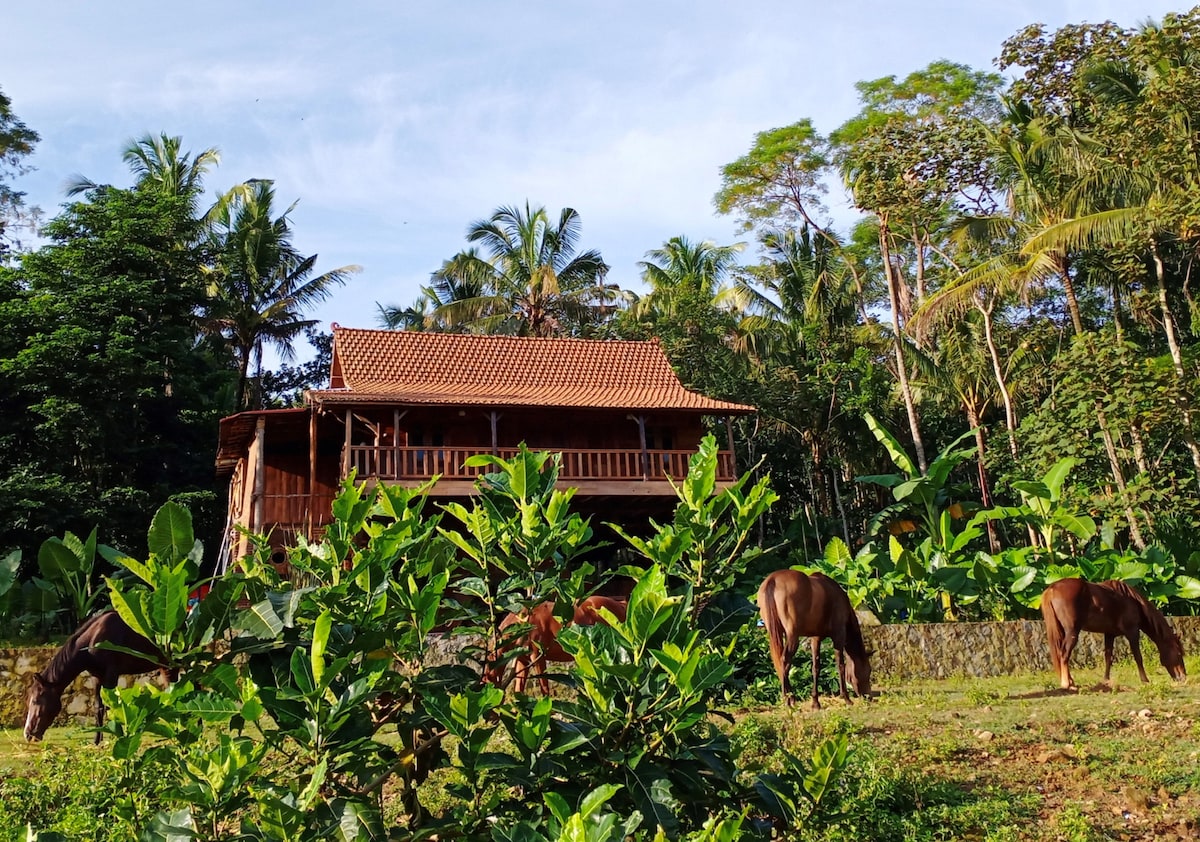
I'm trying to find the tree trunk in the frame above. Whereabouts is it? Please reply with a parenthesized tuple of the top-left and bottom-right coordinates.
(1151, 239, 1200, 491)
(979, 297, 1018, 459)
(1056, 253, 1085, 336)
(879, 218, 928, 473)
(966, 404, 1000, 553)
(1096, 404, 1147, 551)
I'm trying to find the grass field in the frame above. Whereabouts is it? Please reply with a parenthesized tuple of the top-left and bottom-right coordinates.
(2, 657, 1198, 840)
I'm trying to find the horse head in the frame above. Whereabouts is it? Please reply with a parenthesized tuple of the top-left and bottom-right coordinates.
(845, 650, 873, 700)
(24, 673, 63, 741)
(1159, 633, 1187, 681)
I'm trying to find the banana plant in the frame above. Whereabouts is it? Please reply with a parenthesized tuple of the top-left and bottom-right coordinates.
(967, 458, 1096, 560)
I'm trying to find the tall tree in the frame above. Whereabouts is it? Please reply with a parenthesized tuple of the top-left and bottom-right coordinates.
(0, 185, 226, 552)
(204, 180, 359, 409)
(831, 60, 1005, 473)
(0, 87, 40, 259)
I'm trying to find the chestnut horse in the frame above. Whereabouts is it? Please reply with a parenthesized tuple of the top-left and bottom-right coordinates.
(24, 610, 171, 743)
(1041, 578, 1186, 690)
(757, 570, 871, 708)
(486, 595, 627, 694)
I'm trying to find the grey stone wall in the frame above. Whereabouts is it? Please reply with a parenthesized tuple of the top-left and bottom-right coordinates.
(862, 616, 1200, 681)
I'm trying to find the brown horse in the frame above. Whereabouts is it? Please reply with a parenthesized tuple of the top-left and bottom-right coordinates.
(757, 570, 871, 708)
(1041, 578, 1186, 690)
(486, 595, 628, 694)
(24, 610, 171, 743)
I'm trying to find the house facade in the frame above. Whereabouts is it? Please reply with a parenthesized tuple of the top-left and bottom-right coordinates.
(215, 326, 756, 567)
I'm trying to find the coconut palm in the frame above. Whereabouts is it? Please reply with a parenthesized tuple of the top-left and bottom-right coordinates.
(204, 179, 360, 409)
(635, 235, 745, 319)
(426, 203, 621, 336)
(67, 133, 219, 212)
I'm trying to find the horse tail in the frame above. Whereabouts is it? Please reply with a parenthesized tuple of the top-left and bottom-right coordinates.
(1040, 587, 1063, 672)
(758, 576, 786, 674)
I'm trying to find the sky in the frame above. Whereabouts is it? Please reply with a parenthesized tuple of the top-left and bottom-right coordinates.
(4, 1, 1191, 345)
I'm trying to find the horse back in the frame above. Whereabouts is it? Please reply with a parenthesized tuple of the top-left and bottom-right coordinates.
(1043, 578, 1140, 635)
(79, 612, 164, 676)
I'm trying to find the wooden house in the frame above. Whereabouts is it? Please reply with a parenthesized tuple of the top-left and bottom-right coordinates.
(215, 326, 756, 567)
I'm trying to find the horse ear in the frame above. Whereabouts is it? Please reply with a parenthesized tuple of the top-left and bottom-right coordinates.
(31, 673, 46, 687)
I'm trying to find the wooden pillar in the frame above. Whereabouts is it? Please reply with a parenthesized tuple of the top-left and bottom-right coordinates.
(630, 414, 649, 480)
(342, 408, 352, 478)
(307, 406, 318, 540)
(725, 416, 737, 478)
(251, 416, 266, 535)
(489, 411, 501, 455)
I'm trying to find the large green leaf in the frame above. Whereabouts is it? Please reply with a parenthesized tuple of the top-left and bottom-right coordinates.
(148, 502, 195, 564)
(38, 537, 81, 579)
(863, 412, 918, 477)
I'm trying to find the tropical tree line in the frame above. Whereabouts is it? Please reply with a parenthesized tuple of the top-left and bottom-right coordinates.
(375, 10, 1200, 588)
(2, 7, 1200, 610)
(0, 121, 355, 558)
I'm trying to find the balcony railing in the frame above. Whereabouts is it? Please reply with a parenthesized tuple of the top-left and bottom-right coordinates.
(347, 445, 735, 483)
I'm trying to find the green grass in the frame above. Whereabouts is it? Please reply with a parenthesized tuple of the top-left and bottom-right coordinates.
(3, 657, 1199, 839)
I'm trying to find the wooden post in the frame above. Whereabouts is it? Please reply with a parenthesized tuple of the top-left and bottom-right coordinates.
(489, 411, 500, 455)
(725, 416, 737, 478)
(251, 416, 266, 535)
(630, 414, 649, 480)
(307, 406, 318, 541)
(342, 408, 352, 478)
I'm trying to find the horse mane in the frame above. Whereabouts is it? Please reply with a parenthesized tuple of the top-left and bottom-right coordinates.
(1103, 580, 1177, 644)
(842, 608, 869, 660)
(39, 611, 110, 686)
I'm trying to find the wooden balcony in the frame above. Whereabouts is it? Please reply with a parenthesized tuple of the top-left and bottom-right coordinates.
(345, 445, 736, 496)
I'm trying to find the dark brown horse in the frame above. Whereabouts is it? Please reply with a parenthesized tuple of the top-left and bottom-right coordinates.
(1041, 578, 1186, 690)
(485, 595, 628, 695)
(24, 610, 171, 743)
(757, 570, 871, 708)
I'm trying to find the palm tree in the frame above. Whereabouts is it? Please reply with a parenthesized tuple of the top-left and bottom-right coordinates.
(427, 203, 621, 336)
(635, 235, 745, 319)
(1021, 25, 1200, 488)
(204, 180, 360, 409)
(67, 133, 220, 213)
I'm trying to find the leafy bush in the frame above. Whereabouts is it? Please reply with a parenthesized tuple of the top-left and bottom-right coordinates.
(71, 436, 851, 840)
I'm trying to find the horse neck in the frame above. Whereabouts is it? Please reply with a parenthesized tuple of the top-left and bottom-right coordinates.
(1109, 581, 1174, 644)
(39, 637, 87, 689)
(842, 611, 869, 660)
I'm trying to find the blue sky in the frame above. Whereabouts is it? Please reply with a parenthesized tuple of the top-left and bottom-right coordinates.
(4, 1, 1188, 338)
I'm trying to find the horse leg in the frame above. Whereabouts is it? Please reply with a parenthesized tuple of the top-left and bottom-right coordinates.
(1103, 634, 1116, 684)
(775, 628, 796, 708)
(835, 646, 851, 704)
(809, 637, 822, 710)
(94, 678, 110, 745)
(1060, 627, 1079, 690)
(1127, 633, 1150, 683)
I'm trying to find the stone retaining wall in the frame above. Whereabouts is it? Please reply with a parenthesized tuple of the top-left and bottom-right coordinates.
(4, 616, 1199, 728)
(862, 616, 1200, 681)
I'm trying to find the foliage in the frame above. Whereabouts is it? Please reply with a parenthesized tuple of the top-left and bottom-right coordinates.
(35, 526, 109, 628)
(0, 182, 229, 555)
(46, 443, 839, 840)
(0, 86, 40, 259)
(610, 435, 779, 633)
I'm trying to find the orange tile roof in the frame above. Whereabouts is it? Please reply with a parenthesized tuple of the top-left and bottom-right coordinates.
(307, 327, 756, 414)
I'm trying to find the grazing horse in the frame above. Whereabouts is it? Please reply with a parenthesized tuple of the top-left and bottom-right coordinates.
(757, 570, 871, 708)
(24, 610, 171, 743)
(485, 595, 627, 695)
(1041, 578, 1186, 690)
